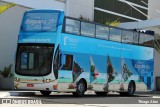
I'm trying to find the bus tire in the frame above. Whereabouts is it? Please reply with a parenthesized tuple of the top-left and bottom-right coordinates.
(119, 92, 127, 96)
(40, 91, 51, 96)
(73, 80, 86, 97)
(95, 92, 108, 96)
(120, 81, 135, 96)
(127, 81, 135, 96)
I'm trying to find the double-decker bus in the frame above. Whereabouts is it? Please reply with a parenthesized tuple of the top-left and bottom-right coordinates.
(15, 9, 154, 97)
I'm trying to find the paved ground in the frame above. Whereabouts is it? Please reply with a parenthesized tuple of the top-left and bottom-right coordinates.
(0, 91, 160, 107)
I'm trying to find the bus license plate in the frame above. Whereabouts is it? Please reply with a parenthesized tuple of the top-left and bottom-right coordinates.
(27, 84, 34, 87)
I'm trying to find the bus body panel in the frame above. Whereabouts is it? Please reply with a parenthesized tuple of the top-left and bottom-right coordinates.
(57, 33, 154, 92)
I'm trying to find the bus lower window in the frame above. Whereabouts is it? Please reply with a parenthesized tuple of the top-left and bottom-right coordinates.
(16, 45, 54, 76)
(61, 55, 73, 70)
(21, 52, 35, 70)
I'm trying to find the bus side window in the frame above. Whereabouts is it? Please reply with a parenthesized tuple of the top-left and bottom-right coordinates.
(81, 22, 95, 37)
(122, 30, 133, 44)
(96, 25, 109, 40)
(133, 32, 139, 45)
(143, 34, 154, 47)
(109, 27, 121, 42)
(139, 33, 145, 46)
(65, 18, 80, 35)
(61, 54, 73, 70)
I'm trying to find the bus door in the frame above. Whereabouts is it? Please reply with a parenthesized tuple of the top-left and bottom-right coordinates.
(57, 54, 76, 92)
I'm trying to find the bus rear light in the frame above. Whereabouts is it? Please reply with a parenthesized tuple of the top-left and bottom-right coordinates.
(27, 84, 34, 87)
(53, 84, 58, 90)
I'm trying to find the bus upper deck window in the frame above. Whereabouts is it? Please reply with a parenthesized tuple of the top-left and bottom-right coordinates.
(109, 28, 121, 42)
(81, 22, 95, 37)
(139, 33, 145, 46)
(133, 32, 139, 45)
(96, 25, 109, 40)
(143, 34, 154, 47)
(122, 30, 133, 44)
(65, 18, 80, 35)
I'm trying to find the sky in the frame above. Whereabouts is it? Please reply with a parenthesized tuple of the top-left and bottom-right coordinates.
(2, 0, 65, 10)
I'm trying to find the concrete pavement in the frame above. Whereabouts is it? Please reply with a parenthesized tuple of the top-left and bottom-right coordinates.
(0, 90, 160, 97)
(0, 91, 160, 106)
(0, 104, 160, 107)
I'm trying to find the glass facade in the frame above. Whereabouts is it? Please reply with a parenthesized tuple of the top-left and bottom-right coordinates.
(94, 0, 148, 24)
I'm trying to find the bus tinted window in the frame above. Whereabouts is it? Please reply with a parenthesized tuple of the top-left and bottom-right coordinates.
(21, 52, 28, 69)
(96, 25, 109, 39)
(144, 34, 154, 47)
(81, 22, 95, 37)
(65, 18, 80, 35)
(133, 32, 139, 44)
(21, 52, 34, 70)
(122, 30, 133, 44)
(109, 28, 121, 42)
(23, 12, 58, 32)
(16, 45, 54, 76)
(61, 55, 73, 70)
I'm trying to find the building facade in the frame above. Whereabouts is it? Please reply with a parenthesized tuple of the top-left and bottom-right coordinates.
(94, 0, 148, 24)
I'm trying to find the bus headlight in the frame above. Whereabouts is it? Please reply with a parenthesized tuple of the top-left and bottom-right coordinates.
(14, 78, 19, 82)
(43, 79, 51, 83)
(45, 79, 51, 83)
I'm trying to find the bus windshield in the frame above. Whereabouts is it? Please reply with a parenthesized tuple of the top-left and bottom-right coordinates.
(22, 12, 59, 32)
(15, 44, 54, 76)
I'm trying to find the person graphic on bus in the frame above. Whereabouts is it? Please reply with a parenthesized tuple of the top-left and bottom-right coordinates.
(72, 61, 84, 82)
(90, 65, 96, 80)
(122, 63, 133, 81)
(107, 63, 115, 82)
(107, 56, 116, 82)
(90, 56, 99, 82)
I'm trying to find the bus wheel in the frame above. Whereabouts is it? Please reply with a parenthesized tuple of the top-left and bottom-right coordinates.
(73, 80, 86, 97)
(119, 92, 127, 96)
(120, 81, 135, 96)
(95, 92, 108, 96)
(40, 91, 51, 96)
(127, 81, 135, 96)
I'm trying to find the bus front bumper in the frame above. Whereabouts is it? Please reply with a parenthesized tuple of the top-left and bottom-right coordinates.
(14, 80, 58, 91)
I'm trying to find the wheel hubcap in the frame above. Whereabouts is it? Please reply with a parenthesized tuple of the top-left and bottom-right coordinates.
(129, 83, 134, 94)
(78, 83, 84, 92)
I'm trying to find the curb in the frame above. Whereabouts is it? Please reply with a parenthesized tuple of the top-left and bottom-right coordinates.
(135, 91, 160, 95)
(10, 91, 36, 96)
